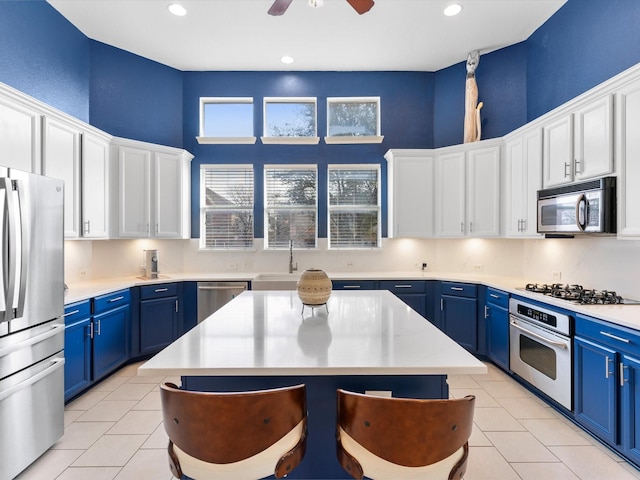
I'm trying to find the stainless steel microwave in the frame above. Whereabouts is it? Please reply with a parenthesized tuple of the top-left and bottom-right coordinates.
(537, 177, 616, 234)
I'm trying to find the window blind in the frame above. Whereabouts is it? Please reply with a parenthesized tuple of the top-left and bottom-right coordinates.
(200, 165, 254, 249)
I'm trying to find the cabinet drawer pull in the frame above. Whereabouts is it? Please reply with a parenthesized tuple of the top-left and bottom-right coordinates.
(154, 288, 169, 293)
(450, 287, 464, 291)
(109, 296, 125, 303)
(63, 309, 80, 317)
(394, 285, 412, 288)
(343, 285, 361, 289)
(599, 331, 631, 344)
(489, 293, 500, 299)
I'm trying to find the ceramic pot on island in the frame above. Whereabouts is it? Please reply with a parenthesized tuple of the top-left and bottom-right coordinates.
(297, 269, 332, 306)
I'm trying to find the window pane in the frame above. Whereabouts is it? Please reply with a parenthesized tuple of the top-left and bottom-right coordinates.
(329, 210, 379, 248)
(265, 102, 316, 137)
(200, 166, 254, 249)
(328, 100, 378, 137)
(329, 169, 378, 206)
(266, 209, 316, 248)
(203, 210, 253, 248)
(202, 101, 253, 137)
(265, 166, 317, 248)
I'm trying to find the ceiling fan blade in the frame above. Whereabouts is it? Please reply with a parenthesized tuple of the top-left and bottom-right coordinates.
(346, 0, 375, 15)
(268, 0, 294, 16)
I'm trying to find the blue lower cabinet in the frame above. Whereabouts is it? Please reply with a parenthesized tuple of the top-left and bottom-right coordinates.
(622, 354, 640, 465)
(63, 301, 92, 400)
(140, 296, 178, 355)
(485, 288, 509, 370)
(438, 282, 478, 352)
(92, 303, 130, 381)
(379, 280, 427, 318)
(574, 336, 618, 445)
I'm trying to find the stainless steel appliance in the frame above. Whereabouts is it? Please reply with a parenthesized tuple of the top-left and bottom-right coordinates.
(197, 281, 248, 323)
(509, 297, 573, 410)
(537, 176, 616, 234)
(0, 169, 64, 480)
(521, 283, 640, 305)
(143, 249, 159, 279)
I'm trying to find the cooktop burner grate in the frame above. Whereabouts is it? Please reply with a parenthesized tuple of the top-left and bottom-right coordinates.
(523, 283, 632, 305)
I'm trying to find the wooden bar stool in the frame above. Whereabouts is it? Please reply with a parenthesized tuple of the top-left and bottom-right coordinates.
(160, 382, 307, 480)
(336, 390, 475, 480)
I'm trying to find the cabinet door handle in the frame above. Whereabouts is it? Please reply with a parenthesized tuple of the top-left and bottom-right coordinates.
(460, 222, 464, 233)
(484, 305, 489, 319)
(109, 296, 125, 303)
(450, 287, 464, 291)
(440, 298, 444, 311)
(89, 321, 94, 339)
(155, 288, 168, 293)
(175, 300, 179, 313)
(96, 319, 101, 336)
(83, 220, 90, 235)
(470, 221, 473, 233)
(575, 158, 583, 174)
(599, 331, 631, 344)
(522, 219, 526, 232)
(620, 362, 628, 387)
(63, 309, 80, 317)
(605, 355, 613, 379)
(564, 162, 572, 178)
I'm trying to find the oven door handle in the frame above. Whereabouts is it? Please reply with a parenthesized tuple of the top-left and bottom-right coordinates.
(510, 320, 569, 349)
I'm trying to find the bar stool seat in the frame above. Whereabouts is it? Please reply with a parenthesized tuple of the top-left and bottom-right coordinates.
(336, 390, 475, 480)
(160, 382, 307, 480)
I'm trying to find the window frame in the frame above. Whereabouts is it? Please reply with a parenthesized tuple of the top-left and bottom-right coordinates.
(261, 97, 319, 145)
(325, 97, 384, 144)
(199, 164, 255, 250)
(327, 164, 381, 250)
(264, 164, 318, 249)
(197, 97, 256, 144)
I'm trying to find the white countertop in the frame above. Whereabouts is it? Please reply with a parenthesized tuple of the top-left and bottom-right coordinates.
(138, 290, 487, 377)
(65, 271, 640, 332)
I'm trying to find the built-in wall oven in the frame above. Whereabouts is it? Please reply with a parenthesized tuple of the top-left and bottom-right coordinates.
(509, 297, 573, 411)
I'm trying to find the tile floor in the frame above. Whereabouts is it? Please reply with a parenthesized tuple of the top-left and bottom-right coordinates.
(16, 361, 640, 480)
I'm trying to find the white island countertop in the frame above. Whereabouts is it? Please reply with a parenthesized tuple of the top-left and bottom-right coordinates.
(139, 290, 487, 377)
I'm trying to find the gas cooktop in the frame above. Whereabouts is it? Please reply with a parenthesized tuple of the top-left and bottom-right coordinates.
(520, 283, 640, 305)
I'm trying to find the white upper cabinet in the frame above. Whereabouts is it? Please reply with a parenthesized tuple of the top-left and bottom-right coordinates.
(113, 138, 192, 239)
(616, 78, 640, 238)
(81, 132, 110, 238)
(0, 93, 41, 173)
(42, 117, 82, 238)
(385, 150, 434, 238)
(543, 95, 613, 188)
(435, 143, 501, 238)
(505, 128, 542, 237)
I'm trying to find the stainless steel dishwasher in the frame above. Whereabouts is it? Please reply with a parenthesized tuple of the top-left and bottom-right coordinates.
(197, 282, 248, 323)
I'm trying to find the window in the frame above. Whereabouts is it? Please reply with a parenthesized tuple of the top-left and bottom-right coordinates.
(264, 166, 317, 248)
(197, 97, 256, 144)
(262, 97, 319, 144)
(328, 165, 380, 249)
(200, 165, 254, 249)
(325, 97, 383, 144)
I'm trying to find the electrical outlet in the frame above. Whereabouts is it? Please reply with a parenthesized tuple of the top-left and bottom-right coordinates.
(552, 271, 562, 280)
(346, 261, 354, 268)
(473, 264, 483, 272)
(79, 270, 87, 279)
(227, 263, 238, 270)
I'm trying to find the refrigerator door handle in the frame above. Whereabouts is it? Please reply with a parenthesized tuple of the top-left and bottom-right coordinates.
(1, 178, 18, 323)
(14, 179, 29, 319)
(0, 323, 64, 358)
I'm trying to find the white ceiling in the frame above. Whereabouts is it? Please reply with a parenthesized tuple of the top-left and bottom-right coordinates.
(47, 0, 566, 72)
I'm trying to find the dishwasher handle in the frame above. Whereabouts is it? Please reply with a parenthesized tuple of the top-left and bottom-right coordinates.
(198, 285, 247, 291)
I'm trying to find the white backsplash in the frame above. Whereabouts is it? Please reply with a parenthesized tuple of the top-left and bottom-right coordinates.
(64, 236, 640, 299)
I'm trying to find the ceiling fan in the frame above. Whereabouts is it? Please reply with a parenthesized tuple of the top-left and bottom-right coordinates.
(268, 0, 375, 16)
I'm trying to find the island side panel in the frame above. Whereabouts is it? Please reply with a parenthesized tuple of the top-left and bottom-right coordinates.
(181, 374, 448, 480)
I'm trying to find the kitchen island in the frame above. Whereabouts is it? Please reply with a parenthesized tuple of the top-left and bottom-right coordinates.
(139, 290, 486, 478)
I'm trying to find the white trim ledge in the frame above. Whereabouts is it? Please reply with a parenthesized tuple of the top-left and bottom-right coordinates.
(196, 136, 257, 145)
(324, 135, 384, 144)
(261, 136, 320, 145)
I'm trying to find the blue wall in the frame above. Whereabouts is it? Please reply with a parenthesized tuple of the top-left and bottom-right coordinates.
(433, 42, 528, 148)
(0, 0, 90, 121)
(527, 0, 640, 121)
(90, 41, 184, 147)
(183, 71, 434, 238)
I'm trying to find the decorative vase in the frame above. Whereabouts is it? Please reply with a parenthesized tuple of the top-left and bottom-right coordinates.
(297, 269, 332, 306)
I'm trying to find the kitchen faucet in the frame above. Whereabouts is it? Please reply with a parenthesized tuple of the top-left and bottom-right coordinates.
(289, 240, 298, 274)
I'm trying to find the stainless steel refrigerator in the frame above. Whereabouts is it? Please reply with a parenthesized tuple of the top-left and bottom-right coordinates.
(0, 169, 64, 480)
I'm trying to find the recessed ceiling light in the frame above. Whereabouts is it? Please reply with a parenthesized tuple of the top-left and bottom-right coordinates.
(281, 55, 295, 64)
(444, 3, 463, 16)
(168, 3, 187, 16)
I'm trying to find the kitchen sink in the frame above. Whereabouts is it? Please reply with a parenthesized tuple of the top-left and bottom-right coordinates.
(251, 273, 300, 290)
